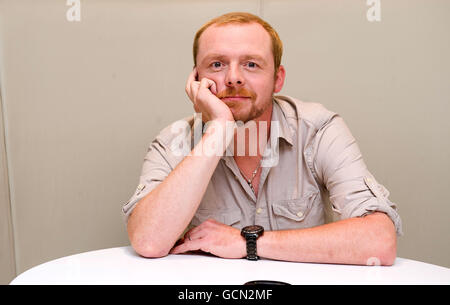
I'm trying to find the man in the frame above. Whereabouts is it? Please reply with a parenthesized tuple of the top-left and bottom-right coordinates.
(123, 12, 402, 265)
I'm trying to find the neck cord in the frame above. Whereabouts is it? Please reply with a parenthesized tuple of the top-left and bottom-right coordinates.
(239, 159, 262, 194)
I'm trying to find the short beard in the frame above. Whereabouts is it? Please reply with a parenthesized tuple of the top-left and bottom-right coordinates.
(216, 87, 270, 123)
(233, 101, 267, 123)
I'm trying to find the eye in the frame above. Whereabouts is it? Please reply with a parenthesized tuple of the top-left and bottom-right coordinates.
(212, 62, 222, 69)
(246, 61, 257, 68)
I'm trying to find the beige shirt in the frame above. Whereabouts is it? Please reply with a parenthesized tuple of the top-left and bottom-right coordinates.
(123, 95, 403, 235)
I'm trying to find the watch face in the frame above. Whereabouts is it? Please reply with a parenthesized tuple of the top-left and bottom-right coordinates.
(243, 225, 264, 235)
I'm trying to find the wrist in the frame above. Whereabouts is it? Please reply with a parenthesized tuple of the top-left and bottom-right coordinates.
(202, 119, 236, 156)
(239, 234, 247, 259)
(241, 225, 264, 260)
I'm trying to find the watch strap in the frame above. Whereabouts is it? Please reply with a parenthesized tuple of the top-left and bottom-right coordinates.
(245, 235, 259, 260)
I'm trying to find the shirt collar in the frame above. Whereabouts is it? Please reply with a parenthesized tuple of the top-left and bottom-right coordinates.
(272, 98, 294, 146)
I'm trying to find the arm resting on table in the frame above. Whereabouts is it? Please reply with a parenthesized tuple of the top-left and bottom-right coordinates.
(258, 212, 397, 266)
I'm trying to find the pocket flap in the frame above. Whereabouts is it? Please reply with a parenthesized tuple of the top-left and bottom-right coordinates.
(272, 192, 318, 222)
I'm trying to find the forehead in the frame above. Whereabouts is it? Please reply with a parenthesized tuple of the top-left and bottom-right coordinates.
(197, 22, 272, 63)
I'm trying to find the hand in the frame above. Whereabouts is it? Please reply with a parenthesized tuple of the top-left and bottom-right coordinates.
(170, 219, 246, 259)
(185, 68, 234, 123)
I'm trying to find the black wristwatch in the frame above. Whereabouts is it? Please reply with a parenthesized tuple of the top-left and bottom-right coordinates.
(241, 225, 264, 261)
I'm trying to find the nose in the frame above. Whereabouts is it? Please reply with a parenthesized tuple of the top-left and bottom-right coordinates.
(225, 64, 245, 87)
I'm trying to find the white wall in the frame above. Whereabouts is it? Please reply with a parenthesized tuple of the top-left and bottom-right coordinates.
(0, 0, 449, 284)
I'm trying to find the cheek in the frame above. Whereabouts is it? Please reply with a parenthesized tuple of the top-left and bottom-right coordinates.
(250, 76, 275, 97)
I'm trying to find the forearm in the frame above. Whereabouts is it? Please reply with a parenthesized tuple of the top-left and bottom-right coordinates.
(258, 212, 397, 266)
(127, 120, 233, 257)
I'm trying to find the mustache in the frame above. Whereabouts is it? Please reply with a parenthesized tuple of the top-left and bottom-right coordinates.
(216, 87, 257, 100)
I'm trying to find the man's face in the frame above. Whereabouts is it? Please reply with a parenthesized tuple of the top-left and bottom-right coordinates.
(196, 22, 285, 122)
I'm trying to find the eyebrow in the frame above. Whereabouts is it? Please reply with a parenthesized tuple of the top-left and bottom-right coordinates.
(200, 53, 268, 66)
(200, 54, 227, 65)
(240, 54, 267, 65)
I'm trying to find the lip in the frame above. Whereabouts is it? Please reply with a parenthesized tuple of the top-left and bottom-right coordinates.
(220, 96, 251, 101)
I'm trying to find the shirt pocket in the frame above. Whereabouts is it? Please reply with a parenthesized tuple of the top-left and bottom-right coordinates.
(191, 208, 242, 228)
(272, 191, 318, 230)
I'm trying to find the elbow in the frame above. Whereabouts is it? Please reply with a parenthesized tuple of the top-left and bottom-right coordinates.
(365, 237, 396, 266)
(366, 212, 397, 266)
(131, 238, 170, 258)
(128, 225, 171, 258)
(372, 229, 397, 266)
(380, 220, 398, 266)
(137, 246, 170, 259)
(380, 238, 397, 266)
(127, 213, 171, 258)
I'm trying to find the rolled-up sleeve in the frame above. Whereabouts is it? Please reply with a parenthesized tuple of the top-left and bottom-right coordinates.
(312, 115, 403, 235)
(122, 140, 174, 222)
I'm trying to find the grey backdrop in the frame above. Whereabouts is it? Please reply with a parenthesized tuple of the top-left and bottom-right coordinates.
(1, 0, 449, 284)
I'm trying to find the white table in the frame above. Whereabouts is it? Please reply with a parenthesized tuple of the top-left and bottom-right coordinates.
(10, 246, 450, 285)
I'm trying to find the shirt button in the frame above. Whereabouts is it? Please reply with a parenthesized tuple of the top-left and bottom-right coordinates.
(256, 208, 262, 214)
(296, 211, 304, 218)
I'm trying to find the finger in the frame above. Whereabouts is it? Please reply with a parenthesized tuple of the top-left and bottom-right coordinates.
(184, 225, 207, 241)
(210, 81, 217, 95)
(199, 78, 217, 95)
(207, 78, 217, 95)
(193, 103, 200, 114)
(187, 228, 207, 241)
(170, 238, 204, 254)
(182, 226, 196, 241)
(186, 67, 197, 90)
(190, 79, 201, 102)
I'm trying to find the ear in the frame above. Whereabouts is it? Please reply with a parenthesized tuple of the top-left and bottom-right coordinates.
(273, 65, 286, 93)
